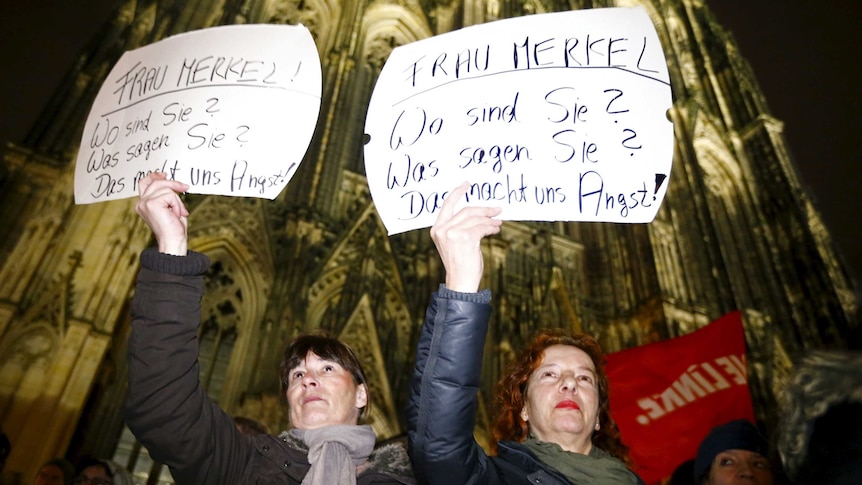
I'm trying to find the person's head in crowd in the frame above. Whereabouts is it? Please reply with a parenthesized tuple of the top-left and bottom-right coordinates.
(278, 332, 369, 429)
(792, 401, 862, 485)
(492, 328, 630, 461)
(72, 457, 113, 485)
(33, 458, 74, 485)
(0, 429, 10, 472)
(693, 419, 772, 485)
(778, 350, 862, 485)
(233, 415, 270, 435)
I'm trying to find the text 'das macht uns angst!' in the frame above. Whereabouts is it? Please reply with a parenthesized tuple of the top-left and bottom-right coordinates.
(74, 24, 323, 205)
(363, 6, 674, 235)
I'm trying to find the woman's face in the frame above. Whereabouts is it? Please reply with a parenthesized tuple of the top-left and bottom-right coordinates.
(520, 344, 600, 452)
(33, 465, 65, 485)
(285, 351, 367, 429)
(707, 449, 773, 485)
(73, 465, 114, 485)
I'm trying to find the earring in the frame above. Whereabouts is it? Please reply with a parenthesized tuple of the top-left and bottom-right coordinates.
(594, 422, 600, 431)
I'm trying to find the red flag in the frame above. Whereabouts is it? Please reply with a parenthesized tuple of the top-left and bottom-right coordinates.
(606, 311, 754, 484)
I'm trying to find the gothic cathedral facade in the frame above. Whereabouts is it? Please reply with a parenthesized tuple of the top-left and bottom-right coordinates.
(0, 0, 856, 481)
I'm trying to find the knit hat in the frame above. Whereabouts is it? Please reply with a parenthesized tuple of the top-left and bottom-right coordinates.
(693, 420, 768, 482)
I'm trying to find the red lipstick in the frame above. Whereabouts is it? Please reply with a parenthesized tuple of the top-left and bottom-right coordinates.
(556, 400, 580, 410)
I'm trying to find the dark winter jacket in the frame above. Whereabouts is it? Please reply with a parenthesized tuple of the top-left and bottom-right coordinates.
(125, 248, 415, 485)
(407, 287, 641, 484)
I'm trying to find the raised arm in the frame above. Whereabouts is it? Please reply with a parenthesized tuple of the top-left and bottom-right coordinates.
(134, 171, 190, 255)
(125, 173, 250, 484)
(429, 182, 502, 292)
(407, 184, 503, 484)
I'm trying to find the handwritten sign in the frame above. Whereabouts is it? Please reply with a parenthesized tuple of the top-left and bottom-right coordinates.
(363, 7, 673, 235)
(74, 24, 321, 204)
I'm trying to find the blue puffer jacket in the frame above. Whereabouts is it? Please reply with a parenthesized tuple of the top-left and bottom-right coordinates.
(407, 287, 576, 484)
(407, 287, 645, 485)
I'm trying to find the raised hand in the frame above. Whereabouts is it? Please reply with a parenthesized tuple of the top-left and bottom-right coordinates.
(430, 183, 503, 293)
(135, 172, 191, 256)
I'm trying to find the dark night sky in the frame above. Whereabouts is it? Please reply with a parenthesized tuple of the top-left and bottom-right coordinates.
(2, 1, 860, 292)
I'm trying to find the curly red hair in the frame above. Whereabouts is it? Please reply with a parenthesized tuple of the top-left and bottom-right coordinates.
(491, 329, 631, 464)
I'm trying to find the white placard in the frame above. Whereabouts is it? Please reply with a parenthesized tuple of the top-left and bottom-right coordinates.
(74, 24, 321, 204)
(363, 7, 673, 235)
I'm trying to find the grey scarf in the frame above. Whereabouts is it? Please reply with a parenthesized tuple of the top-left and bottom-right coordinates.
(289, 425, 376, 485)
(522, 436, 638, 484)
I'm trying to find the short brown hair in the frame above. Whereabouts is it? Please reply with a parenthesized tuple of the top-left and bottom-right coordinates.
(279, 333, 369, 419)
(491, 329, 630, 463)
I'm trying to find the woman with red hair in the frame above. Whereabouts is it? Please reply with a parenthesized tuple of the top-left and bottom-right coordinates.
(407, 183, 642, 484)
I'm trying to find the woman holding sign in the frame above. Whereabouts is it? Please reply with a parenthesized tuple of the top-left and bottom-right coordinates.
(407, 183, 643, 484)
(125, 173, 415, 485)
